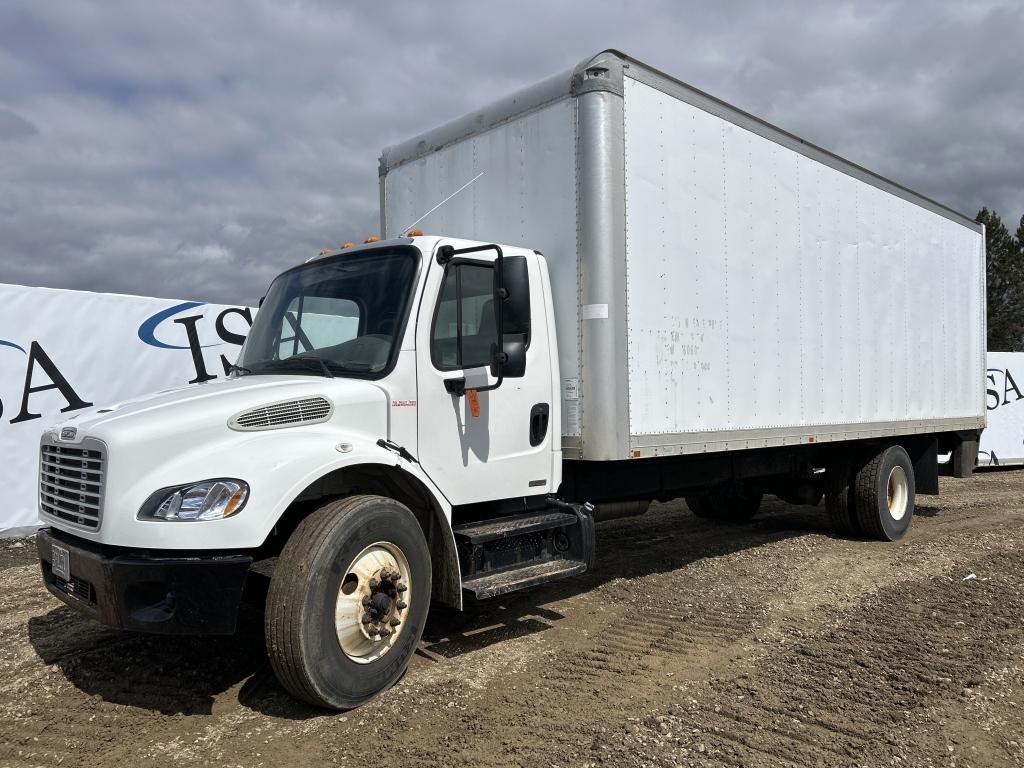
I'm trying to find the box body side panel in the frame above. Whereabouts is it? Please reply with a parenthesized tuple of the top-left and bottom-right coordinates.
(623, 77, 985, 451)
(381, 98, 582, 437)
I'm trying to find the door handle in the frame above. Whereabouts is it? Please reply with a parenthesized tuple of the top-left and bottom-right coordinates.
(529, 403, 550, 446)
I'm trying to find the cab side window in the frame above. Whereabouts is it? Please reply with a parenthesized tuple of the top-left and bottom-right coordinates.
(431, 262, 497, 370)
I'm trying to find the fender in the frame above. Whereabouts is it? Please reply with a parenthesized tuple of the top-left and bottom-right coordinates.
(271, 441, 464, 609)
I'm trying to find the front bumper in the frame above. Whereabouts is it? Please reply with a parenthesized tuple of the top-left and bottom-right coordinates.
(37, 527, 252, 635)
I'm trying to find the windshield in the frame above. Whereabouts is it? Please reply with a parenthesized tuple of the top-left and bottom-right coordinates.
(237, 247, 418, 377)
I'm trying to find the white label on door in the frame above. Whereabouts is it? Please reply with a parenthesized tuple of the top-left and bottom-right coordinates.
(581, 303, 608, 320)
(562, 378, 579, 401)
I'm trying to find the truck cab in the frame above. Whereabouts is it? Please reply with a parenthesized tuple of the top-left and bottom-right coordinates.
(37, 235, 590, 710)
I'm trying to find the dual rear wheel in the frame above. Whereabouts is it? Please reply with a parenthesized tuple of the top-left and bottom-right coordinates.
(686, 444, 916, 542)
(826, 444, 915, 541)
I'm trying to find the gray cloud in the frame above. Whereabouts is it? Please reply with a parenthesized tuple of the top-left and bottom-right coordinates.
(0, 108, 37, 140)
(0, 0, 1022, 306)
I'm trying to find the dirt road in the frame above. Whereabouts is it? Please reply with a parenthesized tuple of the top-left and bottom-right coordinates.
(2, 471, 1023, 767)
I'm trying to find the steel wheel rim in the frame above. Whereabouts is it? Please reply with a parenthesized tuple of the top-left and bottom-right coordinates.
(335, 541, 411, 664)
(887, 466, 909, 521)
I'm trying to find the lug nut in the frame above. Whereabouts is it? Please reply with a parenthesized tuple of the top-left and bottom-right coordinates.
(361, 614, 372, 625)
(379, 627, 392, 637)
(396, 583, 407, 592)
(369, 578, 379, 589)
(396, 600, 407, 611)
(361, 596, 372, 606)
(390, 618, 401, 627)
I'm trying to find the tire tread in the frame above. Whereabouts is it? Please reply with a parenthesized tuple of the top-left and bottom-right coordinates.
(853, 453, 887, 540)
(265, 494, 383, 707)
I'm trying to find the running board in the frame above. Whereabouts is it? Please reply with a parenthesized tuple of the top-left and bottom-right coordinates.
(453, 511, 578, 544)
(461, 558, 587, 599)
(453, 501, 595, 600)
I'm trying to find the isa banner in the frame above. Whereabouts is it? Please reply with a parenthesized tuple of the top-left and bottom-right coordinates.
(0, 283, 253, 534)
(981, 352, 1024, 466)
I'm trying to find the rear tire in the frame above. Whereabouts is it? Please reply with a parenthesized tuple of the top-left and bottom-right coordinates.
(825, 467, 861, 537)
(265, 495, 431, 709)
(853, 445, 915, 541)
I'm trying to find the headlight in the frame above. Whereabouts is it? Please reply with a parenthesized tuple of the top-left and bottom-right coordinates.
(138, 479, 249, 522)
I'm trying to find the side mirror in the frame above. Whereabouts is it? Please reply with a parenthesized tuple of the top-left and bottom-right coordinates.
(496, 337, 526, 378)
(489, 255, 530, 380)
(500, 256, 531, 336)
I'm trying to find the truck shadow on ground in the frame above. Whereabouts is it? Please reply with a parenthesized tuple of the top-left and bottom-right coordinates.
(26, 498, 868, 720)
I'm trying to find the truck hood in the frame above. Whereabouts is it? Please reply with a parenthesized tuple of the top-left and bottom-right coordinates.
(49, 375, 387, 445)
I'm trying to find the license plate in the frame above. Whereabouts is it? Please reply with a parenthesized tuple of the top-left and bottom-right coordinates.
(51, 543, 70, 581)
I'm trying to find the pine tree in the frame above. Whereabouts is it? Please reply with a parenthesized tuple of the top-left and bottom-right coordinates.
(977, 208, 1024, 351)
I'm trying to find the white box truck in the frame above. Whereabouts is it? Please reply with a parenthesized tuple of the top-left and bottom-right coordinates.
(37, 50, 985, 709)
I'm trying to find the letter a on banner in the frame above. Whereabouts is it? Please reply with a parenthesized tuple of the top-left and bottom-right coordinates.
(10, 342, 93, 423)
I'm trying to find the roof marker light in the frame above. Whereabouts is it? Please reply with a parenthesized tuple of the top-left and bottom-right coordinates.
(340, 242, 355, 249)
(406, 229, 423, 237)
(364, 235, 380, 244)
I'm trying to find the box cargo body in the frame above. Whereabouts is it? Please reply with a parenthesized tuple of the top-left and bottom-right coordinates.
(380, 50, 987, 462)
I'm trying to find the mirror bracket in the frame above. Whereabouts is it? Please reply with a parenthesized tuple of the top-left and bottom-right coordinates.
(443, 377, 467, 397)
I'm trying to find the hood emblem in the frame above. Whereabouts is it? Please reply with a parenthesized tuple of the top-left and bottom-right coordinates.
(60, 427, 77, 441)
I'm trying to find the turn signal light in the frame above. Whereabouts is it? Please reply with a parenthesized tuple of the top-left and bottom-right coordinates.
(364, 235, 380, 244)
(340, 242, 355, 249)
(406, 229, 423, 237)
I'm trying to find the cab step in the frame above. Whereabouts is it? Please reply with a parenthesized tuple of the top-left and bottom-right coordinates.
(452, 510, 577, 543)
(453, 500, 595, 600)
(461, 558, 587, 599)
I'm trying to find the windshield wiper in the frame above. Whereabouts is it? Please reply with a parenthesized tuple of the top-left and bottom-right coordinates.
(294, 355, 335, 378)
(229, 363, 254, 376)
(256, 355, 336, 378)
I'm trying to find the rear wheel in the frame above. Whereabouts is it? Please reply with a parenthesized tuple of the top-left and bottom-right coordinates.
(686, 491, 763, 522)
(853, 445, 915, 541)
(265, 495, 431, 709)
(825, 466, 861, 536)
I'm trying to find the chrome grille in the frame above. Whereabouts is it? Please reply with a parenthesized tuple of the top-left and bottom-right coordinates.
(39, 437, 106, 530)
(229, 396, 333, 431)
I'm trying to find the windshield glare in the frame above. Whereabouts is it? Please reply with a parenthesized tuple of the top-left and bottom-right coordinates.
(238, 247, 418, 377)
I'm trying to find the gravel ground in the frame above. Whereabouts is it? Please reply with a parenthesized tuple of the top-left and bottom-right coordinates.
(1, 470, 1023, 767)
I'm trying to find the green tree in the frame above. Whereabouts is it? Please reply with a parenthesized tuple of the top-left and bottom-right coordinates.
(977, 208, 1024, 351)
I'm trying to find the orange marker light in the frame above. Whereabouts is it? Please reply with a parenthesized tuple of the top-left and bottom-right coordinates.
(406, 229, 423, 237)
(318, 247, 332, 256)
(466, 389, 481, 418)
(340, 242, 355, 249)
(364, 235, 380, 244)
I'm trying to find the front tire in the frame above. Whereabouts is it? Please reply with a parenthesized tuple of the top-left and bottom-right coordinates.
(265, 495, 431, 709)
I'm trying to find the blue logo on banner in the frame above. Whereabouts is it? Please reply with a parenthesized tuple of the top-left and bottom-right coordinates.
(137, 301, 219, 350)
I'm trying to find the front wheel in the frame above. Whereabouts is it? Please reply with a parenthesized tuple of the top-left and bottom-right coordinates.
(265, 495, 431, 709)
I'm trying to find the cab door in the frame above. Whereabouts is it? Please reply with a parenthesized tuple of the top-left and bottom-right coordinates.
(415, 244, 555, 506)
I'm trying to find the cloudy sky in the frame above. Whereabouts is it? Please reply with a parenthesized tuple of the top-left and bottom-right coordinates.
(1, 1, 1022, 306)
